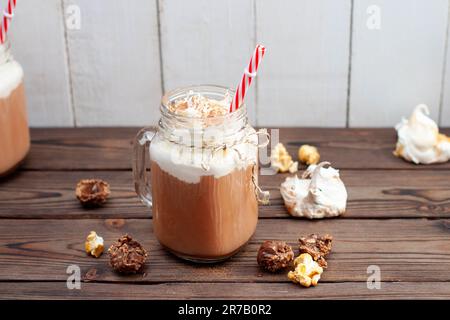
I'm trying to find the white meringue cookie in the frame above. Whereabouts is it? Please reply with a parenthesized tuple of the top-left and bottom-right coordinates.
(280, 162, 347, 219)
(394, 104, 450, 164)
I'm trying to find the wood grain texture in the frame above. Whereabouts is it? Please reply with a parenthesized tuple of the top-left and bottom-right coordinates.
(159, 0, 256, 123)
(1, 127, 449, 300)
(1, 170, 449, 219)
(63, 0, 162, 126)
(23, 128, 450, 170)
(0, 218, 449, 283)
(26, 127, 134, 170)
(255, 0, 351, 127)
(1, 282, 449, 300)
(8, 0, 74, 127)
(349, 0, 448, 127)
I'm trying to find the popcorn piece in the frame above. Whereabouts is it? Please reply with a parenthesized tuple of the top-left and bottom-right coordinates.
(298, 145, 320, 165)
(288, 161, 298, 173)
(257, 240, 294, 272)
(290, 162, 299, 173)
(85, 231, 104, 258)
(394, 104, 450, 164)
(108, 234, 148, 274)
(298, 234, 333, 268)
(270, 143, 298, 173)
(76, 179, 110, 207)
(280, 162, 347, 219)
(288, 253, 323, 287)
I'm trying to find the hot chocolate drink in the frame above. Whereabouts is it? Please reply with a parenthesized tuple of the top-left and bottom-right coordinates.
(151, 162, 257, 259)
(0, 42, 29, 176)
(133, 86, 267, 262)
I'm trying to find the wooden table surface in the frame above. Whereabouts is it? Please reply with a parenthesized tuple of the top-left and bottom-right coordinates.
(1, 127, 450, 300)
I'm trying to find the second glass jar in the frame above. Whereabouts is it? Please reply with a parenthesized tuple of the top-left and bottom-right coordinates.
(0, 40, 29, 177)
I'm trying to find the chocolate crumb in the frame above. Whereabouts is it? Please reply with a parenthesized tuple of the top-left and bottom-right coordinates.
(83, 268, 98, 282)
(298, 234, 333, 268)
(108, 234, 148, 274)
(257, 240, 294, 272)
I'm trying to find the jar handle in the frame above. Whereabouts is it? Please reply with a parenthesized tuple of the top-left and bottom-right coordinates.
(252, 163, 270, 205)
(251, 128, 271, 205)
(132, 128, 156, 208)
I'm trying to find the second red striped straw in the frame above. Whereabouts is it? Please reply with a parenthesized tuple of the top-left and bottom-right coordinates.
(0, 0, 17, 44)
(229, 44, 266, 113)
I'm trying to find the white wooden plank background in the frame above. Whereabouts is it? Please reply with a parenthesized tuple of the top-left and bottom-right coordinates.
(440, 5, 450, 127)
(63, 0, 162, 126)
(159, 0, 256, 124)
(349, 0, 448, 127)
(256, 0, 351, 127)
(4, 0, 450, 127)
(7, 0, 73, 127)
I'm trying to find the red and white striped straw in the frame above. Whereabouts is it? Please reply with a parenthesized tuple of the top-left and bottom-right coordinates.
(229, 44, 266, 113)
(0, 0, 17, 44)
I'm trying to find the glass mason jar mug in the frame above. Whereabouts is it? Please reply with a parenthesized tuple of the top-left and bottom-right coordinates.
(0, 40, 30, 177)
(133, 85, 269, 263)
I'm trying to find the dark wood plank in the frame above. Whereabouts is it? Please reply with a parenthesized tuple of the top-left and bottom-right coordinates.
(1, 281, 449, 300)
(0, 171, 148, 219)
(3, 127, 448, 300)
(279, 127, 450, 170)
(1, 218, 449, 283)
(23, 128, 450, 170)
(25, 128, 136, 170)
(1, 170, 449, 219)
(267, 169, 450, 218)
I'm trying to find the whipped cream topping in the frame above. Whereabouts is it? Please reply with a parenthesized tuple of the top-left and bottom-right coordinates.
(280, 162, 347, 219)
(151, 92, 257, 184)
(150, 131, 257, 184)
(394, 104, 450, 164)
(168, 90, 231, 118)
(0, 43, 23, 99)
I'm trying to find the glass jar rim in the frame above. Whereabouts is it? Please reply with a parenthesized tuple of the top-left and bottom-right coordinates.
(160, 84, 247, 120)
(157, 84, 250, 149)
